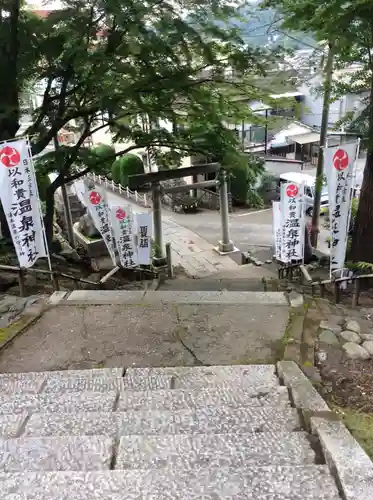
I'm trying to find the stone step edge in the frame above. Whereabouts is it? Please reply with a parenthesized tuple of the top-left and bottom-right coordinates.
(277, 361, 373, 500)
(49, 290, 289, 306)
(0, 465, 340, 500)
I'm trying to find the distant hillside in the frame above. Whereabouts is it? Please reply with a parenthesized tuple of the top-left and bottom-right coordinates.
(222, 6, 317, 50)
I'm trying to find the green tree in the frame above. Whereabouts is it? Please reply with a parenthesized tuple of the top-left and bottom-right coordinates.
(2, 0, 281, 246)
(263, 0, 373, 262)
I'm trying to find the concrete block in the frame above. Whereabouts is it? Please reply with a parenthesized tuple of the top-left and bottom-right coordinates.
(0, 391, 117, 415)
(0, 436, 113, 471)
(124, 365, 279, 391)
(65, 290, 146, 304)
(0, 466, 341, 499)
(116, 431, 315, 469)
(277, 361, 329, 412)
(64, 290, 289, 306)
(47, 292, 67, 306)
(311, 417, 373, 500)
(117, 386, 291, 411)
(0, 414, 26, 438)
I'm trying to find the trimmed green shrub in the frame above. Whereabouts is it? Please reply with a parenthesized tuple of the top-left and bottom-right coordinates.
(111, 154, 144, 186)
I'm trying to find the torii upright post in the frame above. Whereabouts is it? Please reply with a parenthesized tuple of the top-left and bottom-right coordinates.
(218, 169, 234, 253)
(152, 181, 166, 267)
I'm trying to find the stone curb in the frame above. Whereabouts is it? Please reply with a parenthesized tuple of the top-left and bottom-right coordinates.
(278, 361, 373, 499)
(0, 303, 45, 352)
(58, 290, 289, 306)
(277, 361, 332, 428)
(311, 417, 373, 500)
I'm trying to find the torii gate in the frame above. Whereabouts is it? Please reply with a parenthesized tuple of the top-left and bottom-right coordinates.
(128, 163, 236, 266)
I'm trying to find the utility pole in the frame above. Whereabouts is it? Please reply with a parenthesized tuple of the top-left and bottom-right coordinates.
(53, 135, 76, 249)
(310, 42, 334, 247)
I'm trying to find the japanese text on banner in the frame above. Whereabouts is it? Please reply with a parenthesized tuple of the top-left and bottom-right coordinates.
(83, 186, 116, 265)
(135, 213, 152, 265)
(110, 206, 138, 268)
(324, 143, 357, 272)
(280, 182, 305, 264)
(0, 139, 47, 268)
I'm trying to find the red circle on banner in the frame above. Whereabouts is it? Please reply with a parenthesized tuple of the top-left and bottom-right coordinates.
(286, 184, 298, 197)
(116, 208, 126, 220)
(0, 146, 21, 167)
(333, 149, 349, 171)
(89, 191, 102, 205)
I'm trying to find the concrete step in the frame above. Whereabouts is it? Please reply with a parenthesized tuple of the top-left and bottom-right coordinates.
(0, 391, 117, 416)
(61, 289, 288, 306)
(0, 436, 113, 472)
(123, 364, 280, 390)
(117, 385, 291, 411)
(159, 277, 268, 292)
(116, 431, 316, 469)
(24, 406, 301, 437)
(0, 466, 341, 499)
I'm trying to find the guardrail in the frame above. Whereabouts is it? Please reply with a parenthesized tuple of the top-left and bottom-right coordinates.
(88, 173, 152, 208)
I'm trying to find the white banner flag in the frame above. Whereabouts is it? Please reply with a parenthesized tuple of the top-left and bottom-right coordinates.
(0, 139, 47, 268)
(135, 213, 152, 265)
(280, 181, 305, 264)
(324, 142, 358, 271)
(83, 186, 116, 265)
(110, 205, 138, 268)
(272, 201, 282, 261)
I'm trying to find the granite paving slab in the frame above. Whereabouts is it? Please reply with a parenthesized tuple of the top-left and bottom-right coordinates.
(0, 378, 44, 395)
(0, 415, 27, 439)
(24, 412, 119, 438)
(114, 406, 301, 435)
(0, 391, 117, 415)
(24, 406, 301, 437)
(116, 431, 316, 469)
(0, 466, 341, 499)
(117, 385, 291, 411)
(41, 377, 125, 393)
(123, 365, 279, 390)
(0, 436, 113, 472)
(0, 368, 123, 381)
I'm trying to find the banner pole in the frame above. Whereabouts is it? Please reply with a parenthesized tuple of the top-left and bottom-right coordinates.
(26, 138, 53, 275)
(344, 138, 360, 262)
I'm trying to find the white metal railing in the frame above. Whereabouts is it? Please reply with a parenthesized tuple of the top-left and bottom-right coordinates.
(88, 173, 151, 207)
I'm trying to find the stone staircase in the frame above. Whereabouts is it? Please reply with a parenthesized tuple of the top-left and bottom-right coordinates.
(0, 362, 370, 499)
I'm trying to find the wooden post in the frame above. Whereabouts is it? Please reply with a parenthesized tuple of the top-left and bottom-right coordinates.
(320, 283, 325, 298)
(18, 269, 26, 297)
(352, 279, 361, 307)
(334, 281, 341, 304)
(166, 243, 173, 279)
(51, 272, 60, 291)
